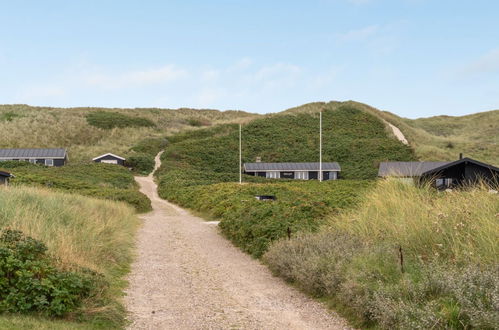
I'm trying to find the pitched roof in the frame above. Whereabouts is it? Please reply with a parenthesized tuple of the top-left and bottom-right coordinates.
(0, 148, 67, 159)
(92, 153, 126, 161)
(0, 170, 12, 177)
(421, 157, 499, 176)
(378, 161, 451, 177)
(244, 162, 341, 172)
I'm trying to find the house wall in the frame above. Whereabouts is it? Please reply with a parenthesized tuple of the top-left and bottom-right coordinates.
(0, 177, 7, 185)
(94, 155, 125, 166)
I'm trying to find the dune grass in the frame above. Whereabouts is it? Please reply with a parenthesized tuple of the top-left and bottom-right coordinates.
(0, 104, 257, 163)
(264, 180, 499, 328)
(0, 185, 140, 328)
(282, 100, 499, 165)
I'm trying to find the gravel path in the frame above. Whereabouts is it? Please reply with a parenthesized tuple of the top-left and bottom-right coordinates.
(124, 153, 351, 330)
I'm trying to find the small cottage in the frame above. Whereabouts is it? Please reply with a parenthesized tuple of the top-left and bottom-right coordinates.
(92, 153, 126, 166)
(0, 148, 68, 167)
(378, 156, 499, 189)
(0, 170, 13, 185)
(244, 162, 341, 180)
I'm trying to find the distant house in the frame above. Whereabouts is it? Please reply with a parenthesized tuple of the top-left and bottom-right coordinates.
(0, 170, 13, 185)
(378, 156, 499, 189)
(0, 148, 68, 167)
(244, 162, 341, 180)
(92, 153, 126, 166)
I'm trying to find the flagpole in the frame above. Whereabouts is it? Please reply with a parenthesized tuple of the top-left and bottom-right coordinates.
(319, 111, 322, 182)
(239, 124, 242, 184)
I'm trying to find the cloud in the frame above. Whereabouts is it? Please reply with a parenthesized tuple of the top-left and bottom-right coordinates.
(84, 65, 188, 89)
(337, 25, 379, 42)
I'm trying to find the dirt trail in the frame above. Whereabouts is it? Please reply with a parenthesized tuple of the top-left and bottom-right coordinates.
(124, 152, 350, 329)
(383, 120, 409, 145)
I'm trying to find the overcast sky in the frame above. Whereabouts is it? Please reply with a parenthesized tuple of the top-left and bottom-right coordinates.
(1, 0, 498, 118)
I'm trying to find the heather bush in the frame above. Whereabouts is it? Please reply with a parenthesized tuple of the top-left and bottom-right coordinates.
(86, 111, 155, 129)
(0, 229, 96, 317)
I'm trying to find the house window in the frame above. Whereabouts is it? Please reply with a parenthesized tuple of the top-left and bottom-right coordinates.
(296, 171, 308, 180)
(29, 159, 37, 164)
(436, 179, 444, 187)
(445, 178, 453, 187)
(45, 159, 54, 166)
(266, 172, 279, 179)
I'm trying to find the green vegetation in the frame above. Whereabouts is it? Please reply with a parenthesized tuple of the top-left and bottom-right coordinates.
(156, 104, 408, 257)
(0, 185, 140, 328)
(264, 180, 499, 329)
(127, 137, 168, 175)
(160, 179, 372, 257)
(86, 111, 155, 130)
(159, 104, 415, 180)
(0, 161, 151, 213)
(0, 229, 94, 317)
(0, 104, 256, 163)
(283, 101, 499, 165)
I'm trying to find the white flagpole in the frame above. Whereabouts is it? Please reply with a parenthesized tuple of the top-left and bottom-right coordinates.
(239, 124, 242, 184)
(319, 111, 322, 182)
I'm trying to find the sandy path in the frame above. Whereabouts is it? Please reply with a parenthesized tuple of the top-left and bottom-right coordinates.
(124, 153, 351, 329)
(383, 120, 409, 145)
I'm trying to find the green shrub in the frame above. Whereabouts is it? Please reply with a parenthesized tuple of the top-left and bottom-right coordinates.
(127, 154, 155, 175)
(263, 181, 499, 329)
(0, 229, 96, 317)
(0, 111, 22, 122)
(187, 118, 211, 127)
(6, 163, 151, 212)
(86, 111, 155, 129)
(130, 137, 168, 156)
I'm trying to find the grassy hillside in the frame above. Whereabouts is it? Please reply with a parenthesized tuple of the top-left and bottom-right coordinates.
(156, 103, 413, 256)
(285, 101, 499, 165)
(0, 161, 151, 212)
(265, 180, 499, 329)
(0, 104, 257, 163)
(0, 185, 140, 328)
(160, 104, 415, 180)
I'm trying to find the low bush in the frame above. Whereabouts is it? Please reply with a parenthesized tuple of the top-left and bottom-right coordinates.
(263, 180, 499, 329)
(0, 186, 140, 327)
(130, 137, 168, 156)
(2, 163, 151, 213)
(0, 229, 96, 317)
(126, 154, 155, 175)
(186, 118, 211, 127)
(86, 111, 155, 130)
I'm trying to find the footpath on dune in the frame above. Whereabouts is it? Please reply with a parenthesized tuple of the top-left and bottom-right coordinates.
(124, 152, 351, 329)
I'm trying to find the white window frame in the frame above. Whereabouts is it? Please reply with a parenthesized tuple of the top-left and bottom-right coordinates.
(266, 171, 279, 179)
(29, 159, 37, 164)
(45, 159, 54, 166)
(296, 171, 308, 180)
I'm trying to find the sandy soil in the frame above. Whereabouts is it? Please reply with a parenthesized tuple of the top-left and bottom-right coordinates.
(124, 153, 351, 329)
(384, 120, 409, 145)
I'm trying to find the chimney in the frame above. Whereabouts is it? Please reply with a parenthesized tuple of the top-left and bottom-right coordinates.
(459, 153, 463, 160)
(256, 157, 261, 163)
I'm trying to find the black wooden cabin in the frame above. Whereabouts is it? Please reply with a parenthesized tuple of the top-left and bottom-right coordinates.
(0, 148, 68, 167)
(244, 162, 341, 181)
(92, 153, 126, 166)
(378, 156, 499, 189)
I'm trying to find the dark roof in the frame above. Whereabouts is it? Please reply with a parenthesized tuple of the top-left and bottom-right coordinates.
(92, 153, 126, 161)
(0, 148, 67, 159)
(378, 161, 451, 177)
(244, 162, 341, 172)
(421, 157, 499, 176)
(0, 170, 12, 177)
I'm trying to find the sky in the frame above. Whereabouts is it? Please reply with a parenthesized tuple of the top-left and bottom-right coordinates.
(1, 0, 498, 118)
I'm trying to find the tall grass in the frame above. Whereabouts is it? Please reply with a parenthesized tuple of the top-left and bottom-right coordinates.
(332, 179, 499, 264)
(264, 180, 499, 328)
(0, 185, 140, 327)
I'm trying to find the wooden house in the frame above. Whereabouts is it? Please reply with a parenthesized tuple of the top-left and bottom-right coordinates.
(0, 148, 68, 167)
(92, 153, 126, 166)
(378, 156, 499, 189)
(244, 162, 341, 180)
(0, 170, 13, 185)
